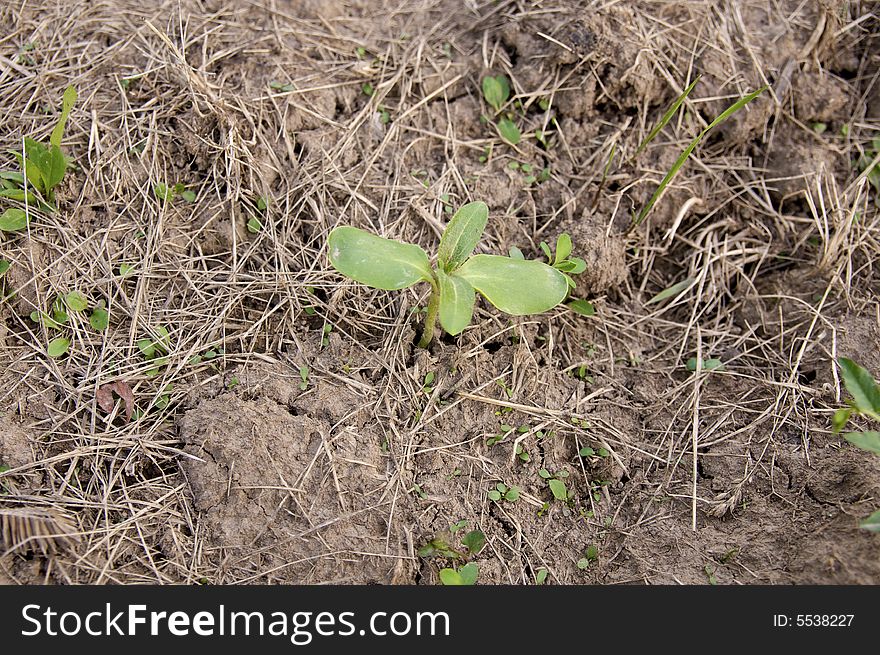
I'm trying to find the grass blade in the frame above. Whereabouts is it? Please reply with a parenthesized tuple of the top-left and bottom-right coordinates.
(634, 76, 700, 156)
(634, 85, 767, 226)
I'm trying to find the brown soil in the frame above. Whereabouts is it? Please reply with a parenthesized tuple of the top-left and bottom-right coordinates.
(1, 0, 879, 584)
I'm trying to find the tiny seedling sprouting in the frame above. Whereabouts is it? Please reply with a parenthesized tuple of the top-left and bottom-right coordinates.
(833, 357, 880, 531)
(328, 201, 573, 348)
(487, 482, 520, 503)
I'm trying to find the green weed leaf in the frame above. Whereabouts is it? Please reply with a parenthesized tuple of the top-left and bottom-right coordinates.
(0, 208, 28, 232)
(65, 291, 88, 312)
(458, 562, 479, 585)
(438, 201, 488, 272)
(860, 509, 880, 532)
(555, 233, 572, 264)
(844, 432, 880, 455)
(497, 118, 521, 145)
(838, 357, 880, 417)
(47, 337, 70, 358)
(328, 226, 433, 290)
(646, 278, 694, 305)
(455, 255, 568, 315)
(50, 86, 77, 149)
(0, 260, 9, 276)
(482, 75, 510, 112)
(437, 269, 475, 335)
(548, 478, 567, 501)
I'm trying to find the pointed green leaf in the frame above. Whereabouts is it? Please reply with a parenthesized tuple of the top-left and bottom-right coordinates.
(455, 255, 568, 315)
(482, 76, 505, 112)
(47, 337, 70, 358)
(328, 226, 433, 290)
(45, 144, 67, 190)
(567, 299, 595, 316)
(438, 201, 488, 272)
(555, 233, 572, 264)
(844, 431, 880, 455)
(860, 509, 880, 532)
(461, 530, 486, 556)
(838, 357, 880, 416)
(65, 291, 88, 312)
(497, 118, 521, 145)
(50, 86, 77, 148)
(438, 269, 475, 335)
(646, 278, 694, 305)
(0, 260, 9, 277)
(832, 408, 852, 434)
(0, 208, 28, 232)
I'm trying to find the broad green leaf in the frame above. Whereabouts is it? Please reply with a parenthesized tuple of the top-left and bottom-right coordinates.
(497, 118, 521, 145)
(438, 201, 488, 272)
(844, 431, 880, 455)
(0, 260, 9, 276)
(508, 246, 524, 260)
(861, 509, 880, 532)
(328, 226, 433, 290)
(0, 208, 28, 232)
(555, 233, 572, 264)
(838, 357, 880, 416)
(567, 299, 595, 316)
(0, 188, 41, 206)
(646, 278, 694, 305)
(458, 562, 479, 585)
(461, 530, 486, 556)
(47, 337, 70, 358)
(439, 568, 463, 585)
(1, 171, 24, 184)
(45, 144, 67, 190)
(90, 306, 109, 331)
(65, 291, 88, 312)
(50, 86, 77, 148)
(482, 76, 508, 112)
(548, 478, 567, 501)
(437, 269, 475, 335)
(455, 255, 568, 315)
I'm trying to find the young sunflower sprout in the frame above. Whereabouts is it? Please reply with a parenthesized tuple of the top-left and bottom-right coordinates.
(327, 201, 583, 347)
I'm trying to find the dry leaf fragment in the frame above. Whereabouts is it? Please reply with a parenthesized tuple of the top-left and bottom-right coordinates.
(96, 381, 134, 421)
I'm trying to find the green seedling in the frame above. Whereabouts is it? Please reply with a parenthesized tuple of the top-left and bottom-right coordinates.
(833, 357, 880, 531)
(635, 85, 766, 225)
(1, 86, 76, 212)
(328, 201, 572, 348)
(422, 371, 435, 394)
(496, 117, 521, 145)
(0, 260, 9, 277)
(487, 482, 520, 503)
(89, 300, 109, 331)
(646, 278, 695, 306)
(539, 468, 569, 501)
(154, 182, 195, 203)
(487, 423, 515, 446)
(47, 337, 70, 358)
(269, 81, 293, 92)
(247, 216, 262, 233)
(535, 568, 548, 585)
(577, 544, 599, 569)
(299, 365, 309, 390)
(482, 75, 510, 113)
(439, 562, 479, 585)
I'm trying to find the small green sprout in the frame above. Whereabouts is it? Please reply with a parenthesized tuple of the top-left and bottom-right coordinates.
(686, 357, 724, 372)
(328, 202, 573, 348)
(487, 482, 520, 502)
(481, 75, 510, 113)
(1, 86, 76, 212)
(47, 337, 70, 358)
(0, 260, 9, 277)
(299, 365, 309, 390)
(439, 562, 478, 586)
(496, 117, 521, 145)
(577, 544, 599, 569)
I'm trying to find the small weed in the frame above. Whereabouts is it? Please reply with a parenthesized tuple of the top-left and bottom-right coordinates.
(487, 482, 520, 503)
(298, 366, 309, 391)
(439, 562, 478, 586)
(1, 86, 76, 213)
(576, 544, 599, 569)
(47, 337, 70, 358)
(422, 371, 435, 394)
(154, 182, 195, 203)
(535, 568, 548, 585)
(686, 357, 724, 372)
